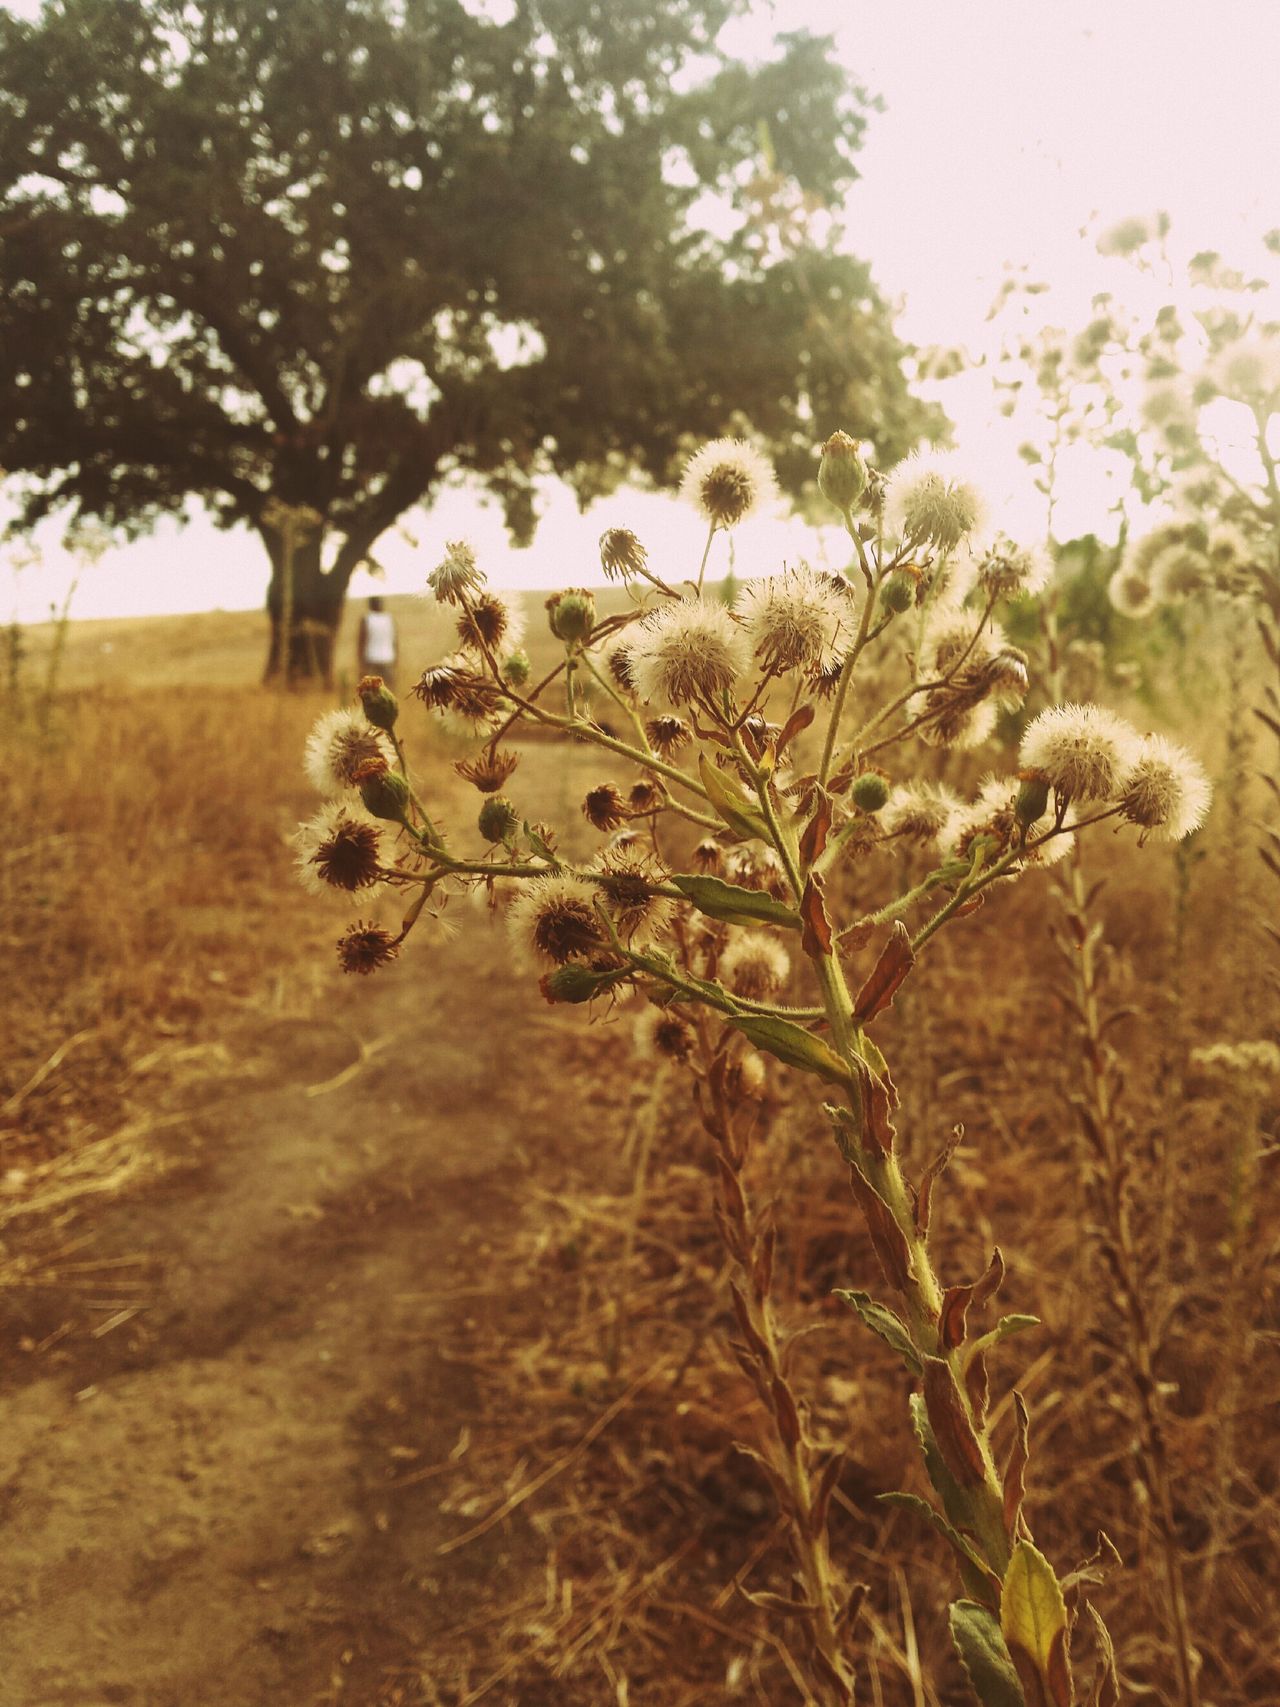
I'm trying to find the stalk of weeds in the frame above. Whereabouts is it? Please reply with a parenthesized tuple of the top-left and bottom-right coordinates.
(298, 434, 1217, 1702)
(606, 1065, 667, 1378)
(689, 1004, 861, 1705)
(1050, 850, 1200, 1707)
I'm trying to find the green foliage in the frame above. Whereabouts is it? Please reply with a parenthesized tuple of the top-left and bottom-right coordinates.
(949, 1601, 1026, 1707)
(726, 1012, 851, 1085)
(1000, 1542, 1073, 1707)
(0, 0, 938, 653)
(834, 1287, 921, 1372)
(670, 871, 799, 929)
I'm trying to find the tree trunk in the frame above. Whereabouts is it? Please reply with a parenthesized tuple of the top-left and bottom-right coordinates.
(262, 529, 349, 687)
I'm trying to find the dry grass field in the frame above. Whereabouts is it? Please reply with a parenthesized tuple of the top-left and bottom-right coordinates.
(1, 589, 1276, 1706)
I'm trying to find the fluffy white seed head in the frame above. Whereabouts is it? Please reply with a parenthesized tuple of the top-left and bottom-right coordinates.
(599, 527, 648, 581)
(456, 592, 525, 657)
(1204, 521, 1253, 576)
(293, 799, 385, 895)
(303, 708, 394, 795)
(974, 536, 1053, 600)
(507, 874, 606, 966)
(1117, 734, 1211, 840)
(679, 438, 778, 529)
(428, 539, 486, 604)
(718, 931, 791, 1000)
(633, 1003, 695, 1062)
(590, 847, 675, 945)
(921, 612, 1012, 684)
(1108, 563, 1160, 619)
(881, 780, 963, 845)
(628, 598, 750, 706)
(1019, 703, 1142, 801)
(1147, 540, 1208, 602)
(916, 612, 1026, 749)
(723, 840, 788, 898)
(738, 567, 855, 675)
(884, 450, 988, 553)
(920, 697, 998, 751)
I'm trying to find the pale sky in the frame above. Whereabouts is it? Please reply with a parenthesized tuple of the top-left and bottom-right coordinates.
(6, 0, 1280, 621)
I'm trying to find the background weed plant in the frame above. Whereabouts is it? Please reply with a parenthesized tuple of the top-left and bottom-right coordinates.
(296, 429, 1218, 1703)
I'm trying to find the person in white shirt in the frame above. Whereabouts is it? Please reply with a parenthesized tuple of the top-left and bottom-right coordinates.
(358, 595, 398, 688)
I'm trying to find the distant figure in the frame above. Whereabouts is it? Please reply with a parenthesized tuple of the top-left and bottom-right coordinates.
(358, 595, 397, 688)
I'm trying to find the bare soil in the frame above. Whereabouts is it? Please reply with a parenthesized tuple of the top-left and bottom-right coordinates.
(0, 926, 587, 1707)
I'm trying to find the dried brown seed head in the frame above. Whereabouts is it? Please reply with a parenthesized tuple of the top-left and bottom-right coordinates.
(337, 921, 400, 975)
(584, 783, 628, 831)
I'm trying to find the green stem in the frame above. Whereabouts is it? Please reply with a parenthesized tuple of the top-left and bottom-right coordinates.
(694, 520, 717, 593)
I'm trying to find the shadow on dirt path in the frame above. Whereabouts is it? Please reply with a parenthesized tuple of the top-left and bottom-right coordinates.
(0, 929, 582, 1707)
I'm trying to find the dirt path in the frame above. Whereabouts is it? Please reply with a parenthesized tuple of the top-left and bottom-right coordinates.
(1, 930, 575, 1707)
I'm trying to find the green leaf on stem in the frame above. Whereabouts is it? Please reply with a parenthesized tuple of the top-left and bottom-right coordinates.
(834, 1288, 922, 1373)
(968, 1314, 1042, 1363)
(670, 873, 800, 930)
(1002, 1391, 1030, 1542)
(1001, 1541, 1074, 1707)
(949, 1600, 1027, 1707)
(698, 755, 771, 841)
(880, 1493, 1003, 1603)
(728, 1014, 852, 1085)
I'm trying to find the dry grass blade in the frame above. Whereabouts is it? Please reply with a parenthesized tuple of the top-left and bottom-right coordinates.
(436, 1369, 655, 1558)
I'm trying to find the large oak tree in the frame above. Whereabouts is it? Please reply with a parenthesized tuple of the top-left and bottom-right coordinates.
(0, 0, 937, 677)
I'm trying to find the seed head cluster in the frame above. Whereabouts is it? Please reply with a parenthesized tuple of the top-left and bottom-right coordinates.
(336, 920, 401, 976)
(294, 801, 384, 894)
(1117, 734, 1212, 841)
(633, 1005, 694, 1062)
(304, 709, 393, 795)
(881, 781, 962, 846)
(599, 527, 648, 581)
(680, 438, 777, 529)
(429, 540, 485, 605)
(738, 567, 853, 676)
(718, 932, 791, 1000)
(628, 598, 750, 706)
(884, 451, 987, 552)
(507, 875, 605, 966)
(1020, 704, 1140, 802)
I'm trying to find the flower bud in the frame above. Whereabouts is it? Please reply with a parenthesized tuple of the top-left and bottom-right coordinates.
(357, 675, 399, 731)
(1015, 772, 1051, 829)
(539, 962, 626, 1005)
(851, 772, 890, 813)
(354, 757, 411, 823)
(502, 648, 531, 686)
(818, 430, 869, 513)
(546, 589, 596, 644)
(478, 795, 519, 844)
(880, 570, 917, 614)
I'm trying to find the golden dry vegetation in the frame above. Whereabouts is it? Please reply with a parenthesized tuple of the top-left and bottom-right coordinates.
(1, 589, 1276, 1706)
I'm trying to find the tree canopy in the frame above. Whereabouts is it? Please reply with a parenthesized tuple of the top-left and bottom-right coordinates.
(0, 0, 939, 673)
